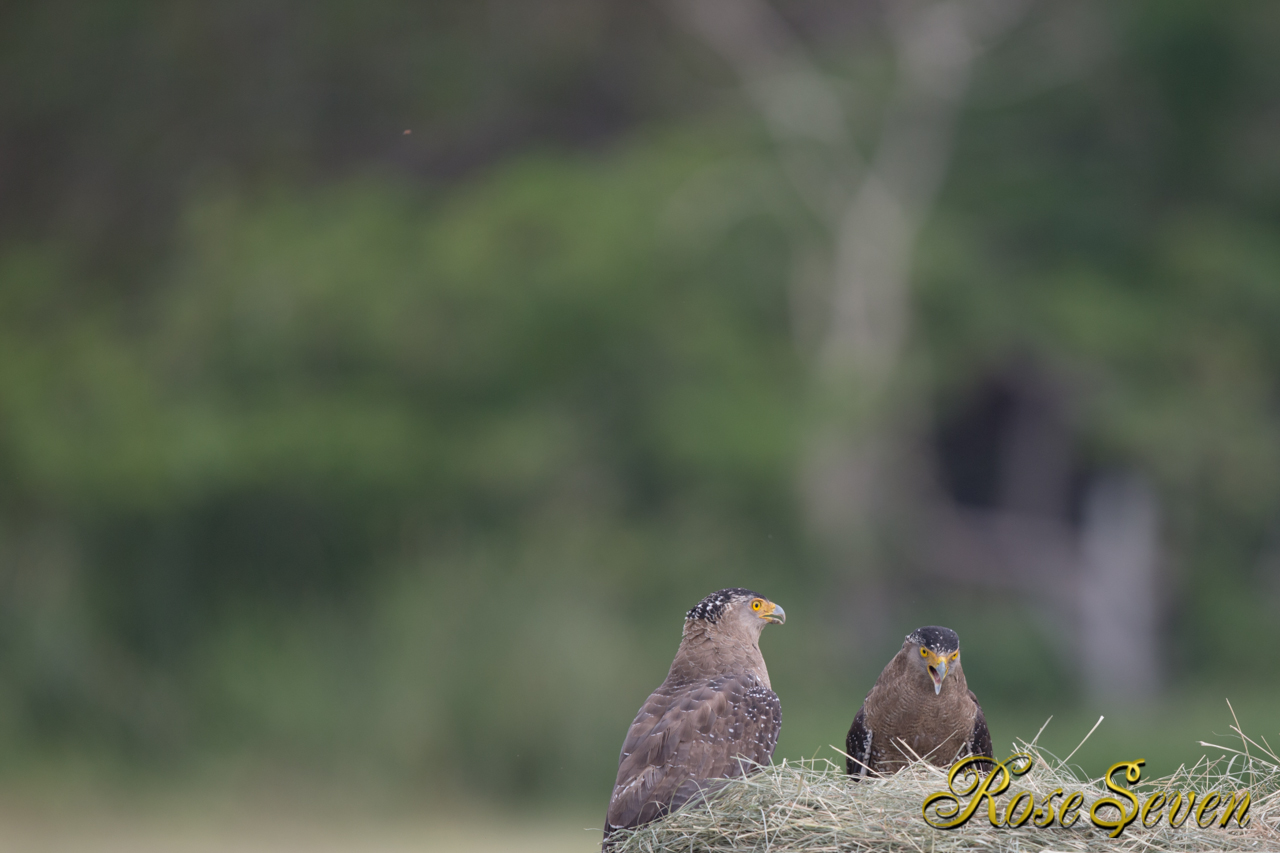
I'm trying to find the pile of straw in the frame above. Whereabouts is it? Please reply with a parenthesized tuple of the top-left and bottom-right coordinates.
(611, 711, 1280, 852)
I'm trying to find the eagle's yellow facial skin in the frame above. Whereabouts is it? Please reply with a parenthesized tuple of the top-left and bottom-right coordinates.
(920, 648, 956, 694)
(752, 599, 785, 624)
(919, 648, 957, 667)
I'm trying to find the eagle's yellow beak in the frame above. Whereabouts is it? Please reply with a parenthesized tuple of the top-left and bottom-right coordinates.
(762, 602, 785, 625)
(928, 656, 948, 694)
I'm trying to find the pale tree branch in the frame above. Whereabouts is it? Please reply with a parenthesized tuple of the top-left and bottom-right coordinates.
(822, 0, 1031, 392)
(669, 0, 1031, 400)
(667, 0, 1033, 638)
(666, 0, 861, 225)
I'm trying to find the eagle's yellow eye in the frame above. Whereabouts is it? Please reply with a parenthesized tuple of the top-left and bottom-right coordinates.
(950, 652, 958, 661)
(920, 647, 928, 658)
(751, 599, 763, 611)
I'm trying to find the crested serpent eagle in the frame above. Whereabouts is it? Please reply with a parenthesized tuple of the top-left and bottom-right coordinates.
(845, 625, 992, 777)
(603, 588, 785, 841)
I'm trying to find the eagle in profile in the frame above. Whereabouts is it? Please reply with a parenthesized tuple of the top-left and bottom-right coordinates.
(604, 588, 785, 842)
(845, 625, 991, 777)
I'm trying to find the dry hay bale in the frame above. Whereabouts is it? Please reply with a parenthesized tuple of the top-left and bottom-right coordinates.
(610, 723, 1280, 853)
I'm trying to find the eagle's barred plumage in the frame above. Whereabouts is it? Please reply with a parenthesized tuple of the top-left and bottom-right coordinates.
(604, 588, 784, 843)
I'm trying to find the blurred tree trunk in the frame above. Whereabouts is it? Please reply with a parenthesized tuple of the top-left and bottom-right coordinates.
(670, 0, 1032, 640)
(1078, 473, 1162, 703)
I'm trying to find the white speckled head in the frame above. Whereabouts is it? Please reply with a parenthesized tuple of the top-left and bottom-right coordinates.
(904, 625, 961, 694)
(686, 588, 785, 641)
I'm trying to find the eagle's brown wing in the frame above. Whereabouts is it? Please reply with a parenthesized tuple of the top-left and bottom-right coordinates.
(605, 673, 780, 834)
(845, 704, 872, 777)
(968, 689, 993, 765)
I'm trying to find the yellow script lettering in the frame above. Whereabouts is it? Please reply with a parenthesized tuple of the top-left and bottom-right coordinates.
(1218, 791, 1250, 828)
(1090, 760, 1143, 838)
(1059, 792, 1085, 827)
(922, 754, 1029, 830)
(1140, 792, 1166, 828)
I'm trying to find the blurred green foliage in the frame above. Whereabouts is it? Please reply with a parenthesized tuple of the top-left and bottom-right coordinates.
(0, 0, 1278, 808)
(0, 129, 810, 799)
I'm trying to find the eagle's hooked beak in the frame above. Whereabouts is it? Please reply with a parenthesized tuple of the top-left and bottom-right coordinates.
(763, 602, 785, 625)
(928, 657, 948, 694)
